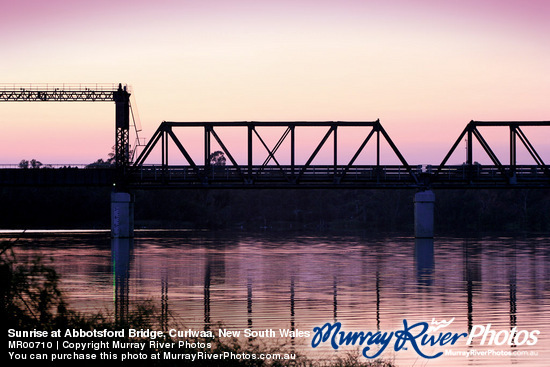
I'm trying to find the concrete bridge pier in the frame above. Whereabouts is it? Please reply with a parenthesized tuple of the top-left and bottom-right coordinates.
(414, 190, 435, 238)
(111, 192, 134, 238)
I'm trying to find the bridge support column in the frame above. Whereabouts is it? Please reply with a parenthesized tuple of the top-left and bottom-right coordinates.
(111, 192, 134, 238)
(414, 190, 435, 238)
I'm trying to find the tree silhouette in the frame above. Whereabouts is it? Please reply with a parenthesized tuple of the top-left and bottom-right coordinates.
(18, 160, 29, 169)
(209, 151, 226, 166)
(18, 159, 42, 169)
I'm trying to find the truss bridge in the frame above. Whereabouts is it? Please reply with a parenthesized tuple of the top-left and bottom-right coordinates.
(1, 83, 549, 237)
(128, 120, 550, 189)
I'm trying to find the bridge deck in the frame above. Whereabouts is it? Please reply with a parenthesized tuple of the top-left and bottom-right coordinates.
(0, 165, 548, 189)
(128, 164, 550, 189)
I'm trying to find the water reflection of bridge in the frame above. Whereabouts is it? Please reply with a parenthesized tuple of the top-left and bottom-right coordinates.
(111, 236, 528, 340)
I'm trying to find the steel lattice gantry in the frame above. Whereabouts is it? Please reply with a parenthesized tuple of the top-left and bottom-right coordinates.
(0, 83, 131, 175)
(131, 120, 419, 188)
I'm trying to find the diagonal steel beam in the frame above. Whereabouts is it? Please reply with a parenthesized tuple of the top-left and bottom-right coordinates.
(166, 129, 202, 179)
(516, 127, 546, 166)
(209, 127, 245, 179)
(516, 127, 550, 176)
(296, 126, 335, 182)
(339, 127, 376, 180)
(436, 126, 468, 173)
(260, 127, 291, 166)
(471, 128, 508, 177)
(378, 123, 418, 183)
(472, 128, 502, 166)
(252, 127, 289, 179)
(132, 124, 164, 167)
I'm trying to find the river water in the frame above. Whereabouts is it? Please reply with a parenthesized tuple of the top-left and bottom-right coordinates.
(8, 230, 550, 366)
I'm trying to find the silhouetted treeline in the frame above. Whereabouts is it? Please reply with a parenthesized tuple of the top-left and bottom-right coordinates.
(1, 187, 549, 233)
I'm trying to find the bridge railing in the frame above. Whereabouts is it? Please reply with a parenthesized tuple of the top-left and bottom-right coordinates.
(129, 165, 417, 185)
(432, 165, 549, 182)
(0, 83, 121, 91)
(0, 164, 93, 169)
(0, 163, 548, 188)
(127, 164, 550, 187)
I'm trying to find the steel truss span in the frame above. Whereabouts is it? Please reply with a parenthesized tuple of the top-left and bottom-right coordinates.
(432, 120, 550, 188)
(131, 120, 420, 188)
(129, 120, 550, 189)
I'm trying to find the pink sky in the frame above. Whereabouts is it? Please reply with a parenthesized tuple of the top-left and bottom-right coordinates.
(1, 0, 549, 165)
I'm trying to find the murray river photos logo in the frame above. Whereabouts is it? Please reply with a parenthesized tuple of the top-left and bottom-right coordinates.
(311, 318, 540, 359)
